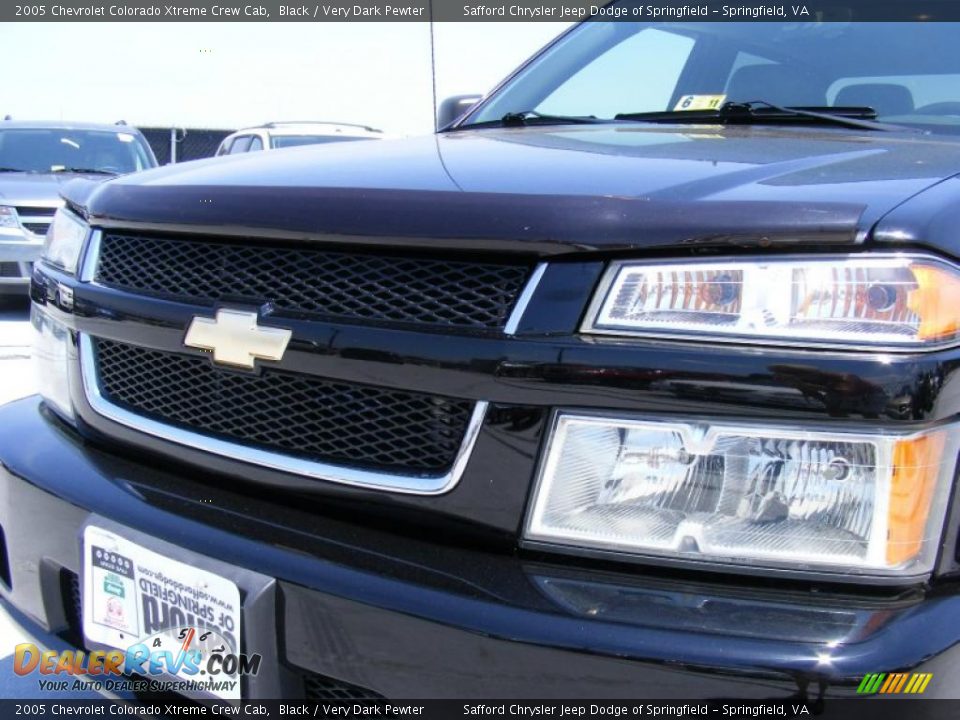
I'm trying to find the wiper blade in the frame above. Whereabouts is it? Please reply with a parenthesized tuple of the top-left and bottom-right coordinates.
(0, 167, 29, 173)
(501, 110, 607, 126)
(51, 167, 118, 175)
(617, 101, 915, 132)
(732, 101, 909, 132)
(455, 110, 609, 130)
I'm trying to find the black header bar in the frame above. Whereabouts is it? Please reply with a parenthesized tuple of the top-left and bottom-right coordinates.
(6, 0, 960, 22)
(0, 699, 957, 718)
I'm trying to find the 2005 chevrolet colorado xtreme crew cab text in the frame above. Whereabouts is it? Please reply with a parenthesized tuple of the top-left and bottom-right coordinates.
(4, 11, 960, 701)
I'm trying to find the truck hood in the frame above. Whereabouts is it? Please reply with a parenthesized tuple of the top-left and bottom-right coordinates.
(75, 125, 960, 256)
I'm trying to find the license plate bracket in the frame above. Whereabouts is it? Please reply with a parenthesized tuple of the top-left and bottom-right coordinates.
(81, 524, 243, 700)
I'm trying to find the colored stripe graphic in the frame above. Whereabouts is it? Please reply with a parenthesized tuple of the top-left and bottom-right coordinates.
(904, 674, 921, 694)
(857, 673, 886, 694)
(909, 674, 933, 694)
(880, 673, 900, 694)
(894, 674, 911, 693)
(858, 672, 932, 694)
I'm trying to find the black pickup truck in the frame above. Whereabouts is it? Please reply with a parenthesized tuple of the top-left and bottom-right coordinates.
(4, 14, 960, 702)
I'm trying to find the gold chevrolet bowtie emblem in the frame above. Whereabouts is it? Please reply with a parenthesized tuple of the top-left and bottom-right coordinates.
(184, 309, 292, 369)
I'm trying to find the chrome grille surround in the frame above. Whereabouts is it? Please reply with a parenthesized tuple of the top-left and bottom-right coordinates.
(80, 334, 489, 495)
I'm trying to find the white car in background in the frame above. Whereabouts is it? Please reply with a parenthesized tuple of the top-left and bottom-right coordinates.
(215, 121, 383, 155)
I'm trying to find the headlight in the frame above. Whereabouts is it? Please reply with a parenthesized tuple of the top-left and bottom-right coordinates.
(31, 307, 75, 421)
(0, 205, 19, 229)
(42, 208, 89, 274)
(525, 413, 959, 579)
(584, 255, 960, 350)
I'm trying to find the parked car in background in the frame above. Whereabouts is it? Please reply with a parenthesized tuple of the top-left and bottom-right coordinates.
(215, 121, 383, 155)
(0, 121, 156, 298)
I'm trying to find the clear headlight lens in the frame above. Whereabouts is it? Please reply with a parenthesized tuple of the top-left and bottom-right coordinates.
(42, 209, 89, 274)
(0, 205, 20, 229)
(31, 307, 74, 421)
(585, 255, 960, 349)
(526, 414, 958, 578)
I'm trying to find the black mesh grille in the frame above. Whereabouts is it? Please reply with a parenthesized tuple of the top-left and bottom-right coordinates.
(95, 233, 530, 329)
(0, 262, 20, 278)
(93, 338, 474, 473)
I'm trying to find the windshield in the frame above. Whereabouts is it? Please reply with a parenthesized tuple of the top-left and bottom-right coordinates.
(0, 128, 155, 173)
(271, 135, 375, 149)
(467, 16, 960, 134)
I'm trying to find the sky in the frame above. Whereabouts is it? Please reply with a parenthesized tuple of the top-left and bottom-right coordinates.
(0, 22, 573, 136)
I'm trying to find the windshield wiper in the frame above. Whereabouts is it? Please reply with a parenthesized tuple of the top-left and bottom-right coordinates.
(51, 167, 118, 175)
(455, 110, 609, 130)
(616, 101, 915, 132)
(0, 167, 30, 173)
(501, 110, 608, 126)
(454, 102, 916, 133)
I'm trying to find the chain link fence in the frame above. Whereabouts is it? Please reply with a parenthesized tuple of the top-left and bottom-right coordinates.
(138, 127, 235, 165)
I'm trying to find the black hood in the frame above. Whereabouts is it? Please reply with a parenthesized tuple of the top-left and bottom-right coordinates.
(70, 124, 960, 257)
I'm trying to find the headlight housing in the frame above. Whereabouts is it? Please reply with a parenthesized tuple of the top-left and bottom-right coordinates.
(42, 208, 89, 274)
(525, 413, 959, 580)
(0, 205, 19, 229)
(583, 254, 960, 350)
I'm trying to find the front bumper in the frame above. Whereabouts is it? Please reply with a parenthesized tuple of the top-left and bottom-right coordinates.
(0, 229, 43, 261)
(2, 396, 960, 700)
(0, 231, 42, 294)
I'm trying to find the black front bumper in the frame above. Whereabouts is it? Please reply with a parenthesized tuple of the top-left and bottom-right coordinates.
(2, 396, 960, 700)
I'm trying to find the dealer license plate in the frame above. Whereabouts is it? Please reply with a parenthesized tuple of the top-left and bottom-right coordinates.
(82, 525, 242, 700)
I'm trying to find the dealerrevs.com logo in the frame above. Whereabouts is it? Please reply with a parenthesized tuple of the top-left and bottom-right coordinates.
(13, 625, 261, 696)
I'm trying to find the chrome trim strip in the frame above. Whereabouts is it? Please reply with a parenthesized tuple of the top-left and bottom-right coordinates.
(504, 262, 547, 336)
(79, 229, 102, 283)
(79, 334, 488, 495)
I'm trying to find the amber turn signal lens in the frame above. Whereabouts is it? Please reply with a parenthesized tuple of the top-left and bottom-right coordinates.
(888, 433, 947, 565)
(908, 265, 960, 342)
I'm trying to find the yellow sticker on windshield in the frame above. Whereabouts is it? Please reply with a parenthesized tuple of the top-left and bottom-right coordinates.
(673, 94, 727, 111)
